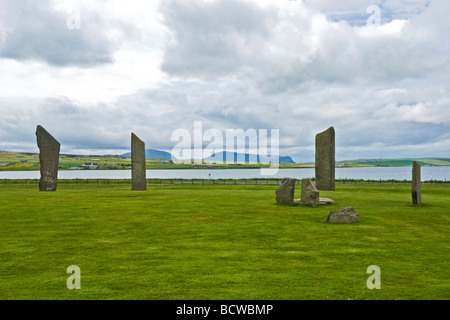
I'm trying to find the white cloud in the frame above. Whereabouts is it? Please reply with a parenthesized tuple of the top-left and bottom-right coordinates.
(159, 0, 449, 90)
(0, 0, 449, 162)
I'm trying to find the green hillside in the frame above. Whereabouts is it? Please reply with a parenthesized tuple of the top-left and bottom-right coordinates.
(337, 158, 450, 167)
(0, 151, 449, 170)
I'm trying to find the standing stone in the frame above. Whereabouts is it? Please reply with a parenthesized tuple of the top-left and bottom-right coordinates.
(131, 133, 146, 191)
(412, 161, 422, 204)
(276, 178, 296, 204)
(326, 207, 360, 224)
(36, 125, 60, 191)
(315, 126, 335, 191)
(299, 178, 320, 206)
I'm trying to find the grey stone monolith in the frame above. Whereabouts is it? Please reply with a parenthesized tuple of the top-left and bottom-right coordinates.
(412, 161, 422, 204)
(131, 133, 146, 191)
(276, 178, 296, 204)
(36, 125, 60, 191)
(315, 126, 335, 191)
(299, 178, 320, 206)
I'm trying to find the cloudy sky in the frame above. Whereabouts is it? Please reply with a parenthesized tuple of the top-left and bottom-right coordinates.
(0, 0, 448, 162)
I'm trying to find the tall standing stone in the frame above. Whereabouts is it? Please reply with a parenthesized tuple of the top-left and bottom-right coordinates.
(131, 133, 146, 191)
(315, 126, 335, 191)
(36, 125, 60, 191)
(276, 178, 296, 204)
(412, 161, 422, 204)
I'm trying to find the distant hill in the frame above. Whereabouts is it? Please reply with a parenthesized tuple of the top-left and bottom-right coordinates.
(279, 156, 295, 163)
(205, 151, 295, 163)
(120, 150, 296, 163)
(121, 149, 174, 160)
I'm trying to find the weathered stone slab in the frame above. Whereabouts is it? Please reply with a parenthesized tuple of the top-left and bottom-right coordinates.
(315, 126, 335, 191)
(326, 206, 360, 224)
(36, 125, 60, 191)
(299, 178, 319, 206)
(294, 198, 334, 205)
(276, 178, 296, 203)
(131, 133, 146, 191)
(318, 198, 334, 205)
(412, 161, 422, 204)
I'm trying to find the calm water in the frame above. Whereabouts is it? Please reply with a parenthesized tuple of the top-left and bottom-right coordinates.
(0, 167, 449, 181)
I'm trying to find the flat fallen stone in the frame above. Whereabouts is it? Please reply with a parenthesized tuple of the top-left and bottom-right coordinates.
(276, 178, 296, 204)
(319, 198, 335, 205)
(326, 206, 360, 224)
(294, 197, 334, 205)
(36, 125, 60, 191)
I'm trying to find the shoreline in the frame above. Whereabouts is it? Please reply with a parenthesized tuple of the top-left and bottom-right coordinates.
(1, 164, 450, 172)
(1, 178, 449, 184)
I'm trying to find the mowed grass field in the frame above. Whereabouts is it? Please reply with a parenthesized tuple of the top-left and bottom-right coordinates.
(0, 182, 449, 300)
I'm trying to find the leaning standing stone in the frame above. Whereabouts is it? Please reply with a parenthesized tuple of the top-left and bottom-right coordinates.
(276, 178, 296, 204)
(36, 125, 60, 191)
(326, 206, 360, 224)
(131, 133, 147, 191)
(315, 126, 335, 191)
(299, 178, 320, 206)
(412, 161, 422, 204)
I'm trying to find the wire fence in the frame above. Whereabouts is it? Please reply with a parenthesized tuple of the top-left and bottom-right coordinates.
(0, 178, 287, 185)
(0, 178, 448, 185)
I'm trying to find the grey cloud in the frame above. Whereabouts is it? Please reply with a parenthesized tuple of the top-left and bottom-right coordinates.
(159, 0, 449, 93)
(304, 0, 431, 25)
(160, 0, 275, 79)
(0, 0, 119, 66)
(1, 78, 449, 162)
(0, 0, 448, 162)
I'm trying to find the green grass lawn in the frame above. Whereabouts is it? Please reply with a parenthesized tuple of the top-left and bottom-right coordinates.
(0, 182, 448, 300)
